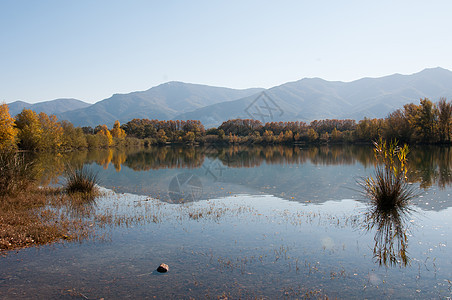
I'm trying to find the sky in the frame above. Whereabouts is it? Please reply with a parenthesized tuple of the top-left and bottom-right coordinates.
(1, 0, 452, 104)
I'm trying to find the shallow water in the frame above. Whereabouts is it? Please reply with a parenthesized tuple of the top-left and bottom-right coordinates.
(1, 145, 451, 299)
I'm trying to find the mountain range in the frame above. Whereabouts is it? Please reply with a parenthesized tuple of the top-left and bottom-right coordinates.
(7, 98, 91, 118)
(6, 67, 452, 128)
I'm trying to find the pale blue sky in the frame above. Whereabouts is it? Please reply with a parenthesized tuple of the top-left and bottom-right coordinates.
(1, 0, 452, 103)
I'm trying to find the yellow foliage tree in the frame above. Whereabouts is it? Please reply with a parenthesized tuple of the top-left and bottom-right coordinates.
(97, 124, 113, 146)
(15, 109, 43, 150)
(0, 102, 18, 150)
(110, 120, 126, 139)
(38, 112, 63, 150)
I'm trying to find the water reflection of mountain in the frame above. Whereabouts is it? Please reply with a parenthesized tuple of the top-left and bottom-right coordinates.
(77, 145, 452, 211)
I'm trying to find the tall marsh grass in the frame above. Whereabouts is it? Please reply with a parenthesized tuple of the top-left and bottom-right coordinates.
(0, 150, 36, 198)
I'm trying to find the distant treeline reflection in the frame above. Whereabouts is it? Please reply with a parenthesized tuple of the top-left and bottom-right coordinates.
(32, 145, 452, 190)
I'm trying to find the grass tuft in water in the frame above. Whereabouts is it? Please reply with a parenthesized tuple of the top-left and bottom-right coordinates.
(362, 166, 416, 212)
(360, 138, 416, 212)
(65, 164, 99, 195)
(360, 138, 419, 266)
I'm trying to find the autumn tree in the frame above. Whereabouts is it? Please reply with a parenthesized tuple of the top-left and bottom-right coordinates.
(384, 109, 413, 143)
(331, 128, 342, 142)
(38, 112, 63, 150)
(183, 131, 196, 143)
(156, 129, 168, 144)
(61, 120, 88, 149)
(307, 128, 318, 142)
(437, 98, 452, 143)
(0, 102, 18, 150)
(96, 124, 113, 147)
(15, 109, 43, 150)
(416, 98, 437, 142)
(110, 120, 126, 139)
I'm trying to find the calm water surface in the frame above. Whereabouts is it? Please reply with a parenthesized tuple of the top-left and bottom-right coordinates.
(0, 145, 451, 299)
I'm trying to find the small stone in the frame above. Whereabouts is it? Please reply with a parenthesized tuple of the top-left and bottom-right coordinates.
(157, 263, 169, 273)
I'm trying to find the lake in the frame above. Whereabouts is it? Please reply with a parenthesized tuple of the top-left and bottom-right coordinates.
(0, 145, 451, 299)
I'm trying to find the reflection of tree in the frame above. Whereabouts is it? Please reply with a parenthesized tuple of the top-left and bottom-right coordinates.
(25, 145, 452, 192)
(364, 204, 413, 267)
(123, 147, 204, 171)
(206, 145, 375, 168)
(112, 150, 127, 172)
(406, 146, 452, 189)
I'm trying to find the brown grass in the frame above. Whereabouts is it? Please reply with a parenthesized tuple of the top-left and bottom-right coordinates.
(0, 187, 93, 254)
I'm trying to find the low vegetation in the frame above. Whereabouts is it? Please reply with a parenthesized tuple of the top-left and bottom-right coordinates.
(64, 164, 99, 195)
(0, 151, 96, 254)
(361, 139, 416, 210)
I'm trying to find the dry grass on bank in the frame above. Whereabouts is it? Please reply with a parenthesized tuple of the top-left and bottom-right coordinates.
(0, 187, 94, 254)
(0, 150, 98, 254)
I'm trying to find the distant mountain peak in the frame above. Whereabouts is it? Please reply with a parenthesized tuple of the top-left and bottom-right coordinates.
(416, 66, 452, 75)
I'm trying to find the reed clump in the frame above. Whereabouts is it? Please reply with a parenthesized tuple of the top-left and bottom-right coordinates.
(361, 138, 416, 211)
(360, 138, 418, 266)
(64, 164, 99, 195)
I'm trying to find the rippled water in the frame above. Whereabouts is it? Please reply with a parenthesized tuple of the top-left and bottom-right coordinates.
(1, 145, 451, 299)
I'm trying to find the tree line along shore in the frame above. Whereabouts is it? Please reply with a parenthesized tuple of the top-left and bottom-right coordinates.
(1, 97, 451, 152)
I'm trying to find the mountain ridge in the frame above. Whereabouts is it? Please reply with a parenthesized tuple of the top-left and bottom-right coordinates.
(6, 67, 452, 128)
(175, 67, 452, 127)
(7, 98, 91, 117)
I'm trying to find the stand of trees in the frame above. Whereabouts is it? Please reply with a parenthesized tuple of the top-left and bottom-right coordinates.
(208, 98, 452, 145)
(0, 104, 131, 152)
(1, 97, 451, 152)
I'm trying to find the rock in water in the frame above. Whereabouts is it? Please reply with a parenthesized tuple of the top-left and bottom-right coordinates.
(157, 263, 169, 273)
